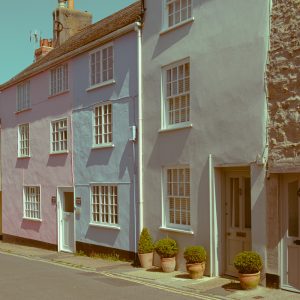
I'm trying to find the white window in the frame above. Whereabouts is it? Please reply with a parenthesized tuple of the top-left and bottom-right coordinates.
(17, 81, 30, 112)
(91, 185, 118, 225)
(163, 59, 190, 128)
(50, 64, 68, 96)
(165, 167, 191, 229)
(18, 124, 30, 157)
(90, 44, 113, 87)
(23, 186, 41, 220)
(50, 118, 68, 153)
(93, 103, 112, 146)
(166, 0, 192, 28)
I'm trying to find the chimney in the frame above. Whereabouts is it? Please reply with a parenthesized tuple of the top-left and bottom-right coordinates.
(53, 0, 92, 47)
(34, 39, 53, 61)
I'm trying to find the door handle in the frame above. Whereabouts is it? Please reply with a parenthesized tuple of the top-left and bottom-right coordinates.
(293, 240, 300, 245)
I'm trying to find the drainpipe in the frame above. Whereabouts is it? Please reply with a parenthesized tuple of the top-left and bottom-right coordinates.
(135, 21, 143, 239)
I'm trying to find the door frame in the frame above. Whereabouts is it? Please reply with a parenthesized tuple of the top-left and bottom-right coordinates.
(57, 186, 75, 253)
(221, 167, 251, 276)
(280, 173, 300, 292)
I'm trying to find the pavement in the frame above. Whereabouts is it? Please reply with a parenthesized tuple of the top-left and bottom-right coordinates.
(0, 241, 299, 300)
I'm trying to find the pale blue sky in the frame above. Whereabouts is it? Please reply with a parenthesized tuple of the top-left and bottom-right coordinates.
(0, 0, 136, 84)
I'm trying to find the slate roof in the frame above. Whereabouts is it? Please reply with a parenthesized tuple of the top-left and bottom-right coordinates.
(0, 1, 141, 90)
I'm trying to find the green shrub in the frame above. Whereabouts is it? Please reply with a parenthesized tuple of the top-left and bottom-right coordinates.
(138, 228, 154, 254)
(233, 251, 263, 274)
(155, 237, 178, 258)
(184, 246, 207, 264)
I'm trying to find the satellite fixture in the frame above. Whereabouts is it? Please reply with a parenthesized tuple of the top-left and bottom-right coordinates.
(30, 30, 41, 50)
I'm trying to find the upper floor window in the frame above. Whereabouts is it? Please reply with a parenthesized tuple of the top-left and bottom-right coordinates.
(50, 118, 68, 153)
(17, 81, 30, 112)
(90, 44, 114, 87)
(18, 123, 30, 157)
(50, 64, 68, 96)
(166, 0, 192, 28)
(163, 58, 190, 128)
(93, 103, 112, 147)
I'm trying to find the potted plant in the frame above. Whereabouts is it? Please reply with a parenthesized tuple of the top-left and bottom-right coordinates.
(233, 251, 263, 290)
(184, 246, 207, 279)
(138, 228, 154, 268)
(155, 237, 178, 272)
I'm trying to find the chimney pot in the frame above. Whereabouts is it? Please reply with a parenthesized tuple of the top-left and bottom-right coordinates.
(68, 0, 74, 9)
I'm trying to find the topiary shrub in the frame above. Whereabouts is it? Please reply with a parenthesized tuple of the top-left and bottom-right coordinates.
(155, 237, 178, 258)
(234, 251, 262, 274)
(184, 246, 207, 264)
(138, 228, 154, 254)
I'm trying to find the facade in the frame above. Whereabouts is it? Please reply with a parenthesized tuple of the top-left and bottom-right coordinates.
(141, 0, 270, 278)
(0, 1, 141, 256)
(266, 0, 300, 292)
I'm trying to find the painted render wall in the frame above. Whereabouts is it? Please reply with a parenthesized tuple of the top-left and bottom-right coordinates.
(142, 0, 269, 272)
(0, 67, 74, 245)
(72, 31, 139, 253)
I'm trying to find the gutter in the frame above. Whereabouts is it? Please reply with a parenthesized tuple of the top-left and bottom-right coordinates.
(0, 22, 136, 91)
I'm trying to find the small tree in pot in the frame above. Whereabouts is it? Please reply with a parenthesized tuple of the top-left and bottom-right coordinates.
(234, 251, 263, 290)
(138, 228, 154, 268)
(184, 246, 207, 279)
(155, 237, 178, 272)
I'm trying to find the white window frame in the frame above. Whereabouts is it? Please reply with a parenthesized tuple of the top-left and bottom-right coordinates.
(16, 81, 30, 112)
(50, 118, 68, 154)
(49, 63, 69, 96)
(162, 58, 191, 130)
(90, 184, 119, 227)
(18, 123, 30, 158)
(93, 103, 113, 148)
(23, 185, 41, 221)
(163, 0, 193, 31)
(89, 43, 114, 88)
(162, 166, 191, 231)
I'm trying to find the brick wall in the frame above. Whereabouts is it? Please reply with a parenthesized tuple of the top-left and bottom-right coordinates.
(267, 0, 300, 167)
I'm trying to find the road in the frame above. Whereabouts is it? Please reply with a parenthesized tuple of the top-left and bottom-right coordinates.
(0, 253, 194, 300)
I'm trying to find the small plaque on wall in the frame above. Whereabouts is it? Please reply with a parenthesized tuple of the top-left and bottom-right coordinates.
(51, 196, 57, 204)
(76, 197, 81, 206)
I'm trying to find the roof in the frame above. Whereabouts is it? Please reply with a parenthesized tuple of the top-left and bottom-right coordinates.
(0, 1, 141, 91)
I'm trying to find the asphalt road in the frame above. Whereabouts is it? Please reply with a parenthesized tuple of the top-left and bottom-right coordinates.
(0, 253, 194, 300)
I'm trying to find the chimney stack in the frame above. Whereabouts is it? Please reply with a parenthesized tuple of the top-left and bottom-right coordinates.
(53, 0, 92, 47)
(34, 39, 53, 61)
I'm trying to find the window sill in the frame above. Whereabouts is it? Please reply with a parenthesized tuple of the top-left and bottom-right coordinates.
(92, 143, 115, 150)
(159, 226, 194, 235)
(86, 79, 116, 92)
(48, 90, 70, 99)
(89, 223, 120, 230)
(15, 108, 32, 115)
(160, 17, 195, 36)
(23, 217, 42, 222)
(159, 123, 193, 133)
(49, 151, 69, 156)
(17, 155, 31, 159)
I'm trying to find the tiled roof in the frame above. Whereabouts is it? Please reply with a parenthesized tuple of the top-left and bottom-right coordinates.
(0, 1, 141, 90)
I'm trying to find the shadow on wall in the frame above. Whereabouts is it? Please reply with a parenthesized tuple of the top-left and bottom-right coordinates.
(21, 219, 41, 232)
(119, 141, 134, 180)
(86, 148, 114, 167)
(148, 129, 191, 167)
(85, 226, 119, 245)
(15, 158, 30, 169)
(47, 154, 68, 167)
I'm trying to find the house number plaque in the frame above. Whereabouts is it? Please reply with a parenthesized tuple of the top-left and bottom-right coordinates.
(76, 197, 81, 206)
(51, 196, 57, 204)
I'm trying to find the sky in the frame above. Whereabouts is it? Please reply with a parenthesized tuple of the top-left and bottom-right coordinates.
(0, 0, 136, 84)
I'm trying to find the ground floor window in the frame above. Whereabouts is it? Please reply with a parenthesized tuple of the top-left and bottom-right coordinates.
(23, 186, 41, 220)
(91, 185, 118, 225)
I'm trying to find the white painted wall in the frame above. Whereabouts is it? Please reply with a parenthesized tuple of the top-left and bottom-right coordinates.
(142, 0, 269, 272)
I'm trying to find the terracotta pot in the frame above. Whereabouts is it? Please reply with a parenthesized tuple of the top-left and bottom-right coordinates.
(238, 271, 260, 290)
(186, 262, 206, 279)
(161, 257, 176, 272)
(138, 252, 153, 268)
